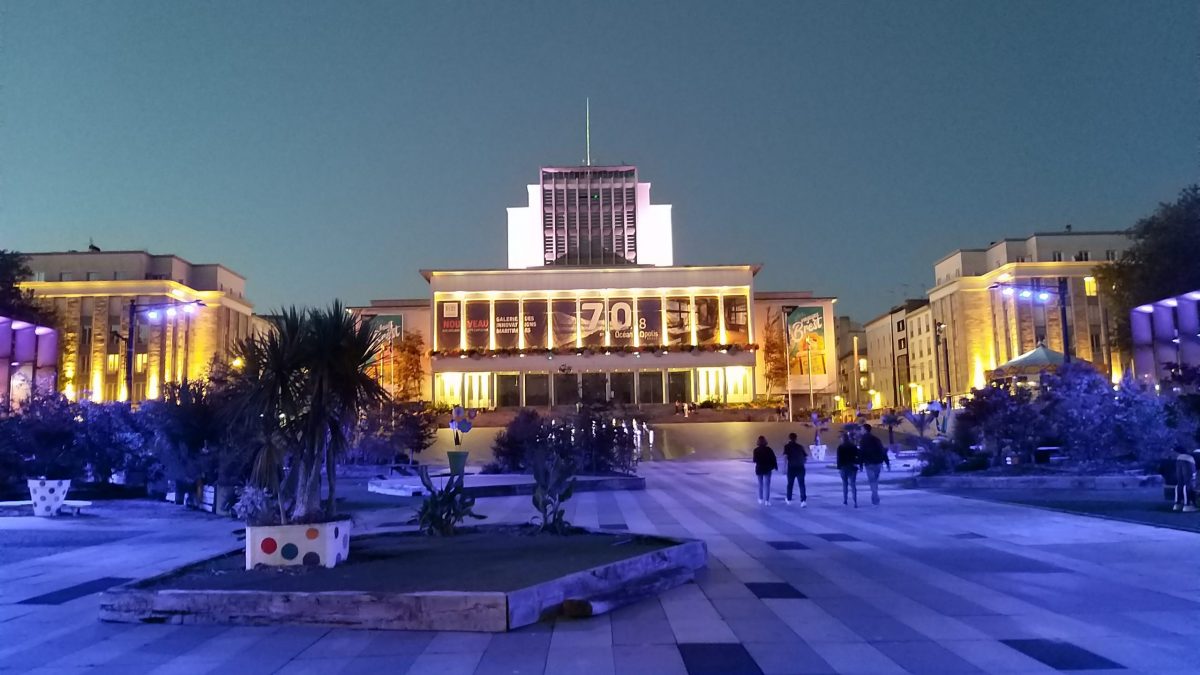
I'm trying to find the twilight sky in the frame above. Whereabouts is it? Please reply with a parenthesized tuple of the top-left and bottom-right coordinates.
(2, 1, 1196, 322)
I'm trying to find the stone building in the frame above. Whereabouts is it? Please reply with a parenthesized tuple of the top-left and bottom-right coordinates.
(20, 249, 254, 403)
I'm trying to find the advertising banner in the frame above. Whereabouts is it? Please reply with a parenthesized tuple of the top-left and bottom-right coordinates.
(665, 296, 691, 346)
(464, 301, 491, 350)
(695, 296, 720, 345)
(522, 299, 547, 349)
(786, 305, 828, 383)
(608, 298, 635, 347)
(436, 301, 461, 351)
(552, 299, 577, 348)
(493, 300, 520, 350)
(723, 295, 749, 344)
(579, 297, 605, 348)
(637, 297, 662, 346)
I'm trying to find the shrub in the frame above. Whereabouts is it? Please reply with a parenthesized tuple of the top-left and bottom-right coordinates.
(233, 484, 278, 526)
(962, 385, 1047, 465)
(0, 392, 83, 480)
(491, 408, 546, 472)
(955, 452, 991, 473)
(136, 382, 220, 488)
(413, 467, 486, 536)
(73, 401, 149, 483)
(1039, 362, 1119, 463)
(918, 441, 959, 477)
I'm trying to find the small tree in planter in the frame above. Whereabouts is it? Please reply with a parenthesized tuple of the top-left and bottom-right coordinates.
(804, 412, 831, 460)
(227, 303, 385, 569)
(0, 392, 84, 515)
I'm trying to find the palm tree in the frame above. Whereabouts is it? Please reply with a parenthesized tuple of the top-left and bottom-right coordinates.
(226, 303, 385, 524)
(303, 302, 386, 519)
(880, 411, 903, 449)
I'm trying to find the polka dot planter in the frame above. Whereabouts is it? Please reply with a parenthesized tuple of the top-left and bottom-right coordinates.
(245, 520, 352, 570)
(27, 479, 71, 517)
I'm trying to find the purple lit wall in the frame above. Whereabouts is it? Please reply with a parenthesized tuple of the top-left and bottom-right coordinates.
(0, 315, 58, 409)
(1131, 290, 1200, 383)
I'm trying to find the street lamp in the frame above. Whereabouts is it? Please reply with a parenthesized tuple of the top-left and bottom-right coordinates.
(988, 278, 1072, 363)
(124, 299, 205, 404)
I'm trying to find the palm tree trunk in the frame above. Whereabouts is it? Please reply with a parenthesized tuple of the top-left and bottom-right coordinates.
(325, 429, 337, 519)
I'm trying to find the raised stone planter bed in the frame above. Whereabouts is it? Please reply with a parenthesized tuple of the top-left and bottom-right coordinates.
(908, 474, 1163, 490)
(368, 473, 644, 499)
(99, 526, 705, 632)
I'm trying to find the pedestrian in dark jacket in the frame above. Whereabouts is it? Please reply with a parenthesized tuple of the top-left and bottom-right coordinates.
(858, 424, 890, 506)
(752, 435, 778, 506)
(782, 432, 808, 506)
(1174, 445, 1197, 512)
(836, 432, 860, 507)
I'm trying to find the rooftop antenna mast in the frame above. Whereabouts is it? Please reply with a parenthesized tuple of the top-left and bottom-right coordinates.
(585, 98, 591, 166)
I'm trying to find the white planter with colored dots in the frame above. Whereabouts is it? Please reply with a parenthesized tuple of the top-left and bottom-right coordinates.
(245, 520, 351, 570)
(28, 479, 71, 517)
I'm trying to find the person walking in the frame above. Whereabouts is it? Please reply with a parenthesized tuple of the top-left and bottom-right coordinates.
(858, 423, 890, 506)
(753, 435, 778, 506)
(836, 431, 860, 507)
(782, 432, 808, 506)
(1174, 445, 1197, 512)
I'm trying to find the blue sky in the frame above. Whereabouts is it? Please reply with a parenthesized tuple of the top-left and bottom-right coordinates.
(2, 1, 1196, 321)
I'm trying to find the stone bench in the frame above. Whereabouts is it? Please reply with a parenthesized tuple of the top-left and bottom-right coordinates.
(0, 499, 92, 515)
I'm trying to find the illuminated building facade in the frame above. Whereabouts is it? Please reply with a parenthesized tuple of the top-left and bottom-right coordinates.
(20, 250, 254, 402)
(864, 300, 926, 410)
(868, 229, 1130, 409)
(353, 164, 838, 409)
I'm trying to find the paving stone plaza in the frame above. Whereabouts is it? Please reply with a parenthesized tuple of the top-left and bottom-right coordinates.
(2, 461, 1199, 674)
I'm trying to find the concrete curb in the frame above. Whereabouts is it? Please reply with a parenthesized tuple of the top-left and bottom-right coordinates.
(464, 475, 645, 498)
(907, 474, 1163, 490)
(98, 531, 706, 632)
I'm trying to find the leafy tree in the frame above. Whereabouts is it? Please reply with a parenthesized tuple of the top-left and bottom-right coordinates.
(353, 401, 437, 464)
(761, 309, 788, 396)
(1094, 185, 1200, 351)
(0, 249, 55, 325)
(394, 332, 426, 401)
(1110, 376, 1197, 464)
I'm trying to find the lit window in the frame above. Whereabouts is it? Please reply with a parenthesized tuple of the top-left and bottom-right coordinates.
(106, 354, 120, 374)
(136, 353, 148, 373)
(1083, 276, 1097, 297)
(858, 358, 868, 372)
